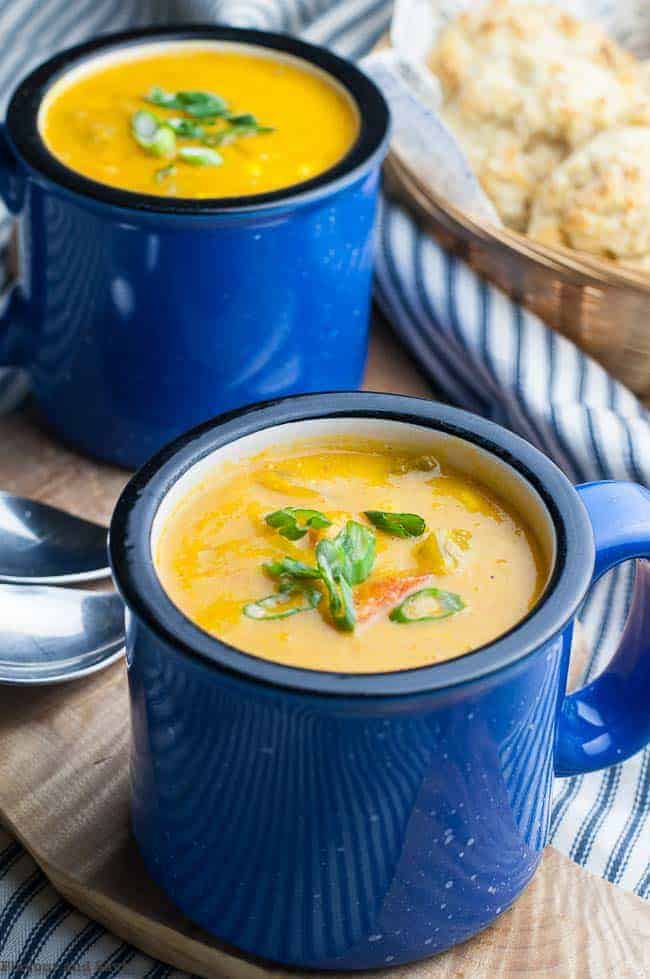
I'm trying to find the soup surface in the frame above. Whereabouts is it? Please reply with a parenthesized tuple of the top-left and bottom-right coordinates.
(40, 43, 359, 198)
(155, 436, 548, 673)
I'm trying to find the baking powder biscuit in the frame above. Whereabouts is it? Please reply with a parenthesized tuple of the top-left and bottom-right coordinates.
(430, 1, 645, 230)
(527, 126, 650, 270)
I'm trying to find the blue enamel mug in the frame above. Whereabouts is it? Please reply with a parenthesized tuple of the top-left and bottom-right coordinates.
(0, 27, 389, 468)
(109, 392, 650, 971)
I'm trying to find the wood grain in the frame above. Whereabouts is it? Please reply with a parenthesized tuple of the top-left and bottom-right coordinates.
(0, 322, 648, 978)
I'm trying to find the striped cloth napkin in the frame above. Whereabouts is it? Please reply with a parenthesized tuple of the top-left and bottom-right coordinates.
(0, 1, 647, 975)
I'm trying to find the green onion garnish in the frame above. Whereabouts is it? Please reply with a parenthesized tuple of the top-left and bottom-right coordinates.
(265, 507, 331, 541)
(389, 588, 465, 624)
(145, 87, 228, 117)
(243, 584, 321, 621)
(131, 110, 176, 157)
(155, 164, 177, 183)
(263, 557, 321, 581)
(179, 91, 228, 118)
(145, 86, 183, 109)
(250, 519, 375, 633)
(203, 121, 275, 147)
(132, 109, 158, 140)
(364, 511, 426, 538)
(226, 112, 258, 126)
(313, 521, 376, 632)
(136, 89, 273, 172)
(336, 520, 376, 585)
(316, 539, 356, 632)
(164, 117, 206, 138)
(178, 146, 223, 167)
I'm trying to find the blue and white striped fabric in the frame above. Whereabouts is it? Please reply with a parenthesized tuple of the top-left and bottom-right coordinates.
(0, 0, 648, 975)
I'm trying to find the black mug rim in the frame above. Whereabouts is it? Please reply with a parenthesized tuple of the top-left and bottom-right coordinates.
(6, 24, 390, 215)
(109, 392, 595, 697)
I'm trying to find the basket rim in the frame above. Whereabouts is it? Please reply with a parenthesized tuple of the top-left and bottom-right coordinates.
(387, 148, 650, 295)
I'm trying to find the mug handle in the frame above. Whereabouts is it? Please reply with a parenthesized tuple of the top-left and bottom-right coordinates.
(0, 122, 29, 366)
(555, 480, 650, 776)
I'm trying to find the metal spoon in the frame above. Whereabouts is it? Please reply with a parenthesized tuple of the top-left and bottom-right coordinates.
(0, 583, 124, 684)
(0, 492, 110, 584)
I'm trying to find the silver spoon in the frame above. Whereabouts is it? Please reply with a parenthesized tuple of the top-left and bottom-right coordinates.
(0, 583, 124, 684)
(0, 492, 110, 584)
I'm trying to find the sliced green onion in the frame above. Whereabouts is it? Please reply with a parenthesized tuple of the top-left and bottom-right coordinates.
(203, 122, 274, 147)
(154, 164, 177, 183)
(145, 87, 228, 117)
(364, 510, 426, 538)
(255, 523, 374, 633)
(131, 110, 176, 157)
(132, 108, 159, 140)
(336, 520, 376, 585)
(202, 130, 237, 147)
(145, 86, 183, 109)
(243, 585, 321, 621)
(178, 146, 223, 166)
(263, 557, 321, 581)
(316, 539, 356, 632)
(178, 90, 228, 117)
(165, 117, 206, 138)
(265, 507, 331, 541)
(150, 127, 176, 157)
(389, 588, 465, 624)
(226, 112, 258, 126)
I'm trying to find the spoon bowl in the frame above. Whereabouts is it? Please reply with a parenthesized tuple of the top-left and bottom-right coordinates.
(0, 492, 110, 584)
(0, 583, 124, 684)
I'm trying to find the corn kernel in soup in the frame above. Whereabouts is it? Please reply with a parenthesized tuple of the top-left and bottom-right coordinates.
(154, 437, 548, 673)
(39, 44, 359, 198)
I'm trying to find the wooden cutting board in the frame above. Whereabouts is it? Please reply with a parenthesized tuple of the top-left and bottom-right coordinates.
(0, 321, 648, 978)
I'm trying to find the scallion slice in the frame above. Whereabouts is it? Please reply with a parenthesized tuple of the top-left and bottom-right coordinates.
(145, 87, 228, 117)
(263, 557, 321, 580)
(389, 588, 465, 624)
(364, 510, 426, 538)
(265, 507, 331, 541)
(203, 122, 274, 147)
(131, 110, 176, 157)
(316, 539, 356, 632)
(165, 117, 206, 138)
(243, 585, 321, 621)
(155, 164, 177, 183)
(336, 520, 376, 585)
(178, 146, 223, 166)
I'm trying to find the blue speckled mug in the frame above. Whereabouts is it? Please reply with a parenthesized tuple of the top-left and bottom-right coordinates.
(0, 27, 389, 468)
(109, 393, 650, 970)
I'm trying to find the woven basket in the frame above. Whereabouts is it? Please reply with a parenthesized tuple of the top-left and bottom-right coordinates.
(383, 146, 650, 403)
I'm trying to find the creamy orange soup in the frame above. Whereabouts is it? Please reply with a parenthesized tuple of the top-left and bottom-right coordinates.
(39, 43, 359, 198)
(154, 436, 549, 673)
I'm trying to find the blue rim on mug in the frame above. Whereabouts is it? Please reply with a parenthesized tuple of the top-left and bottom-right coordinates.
(109, 391, 595, 696)
(6, 24, 390, 215)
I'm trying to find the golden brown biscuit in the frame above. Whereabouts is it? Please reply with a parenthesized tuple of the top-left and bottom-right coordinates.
(441, 105, 564, 230)
(429, 0, 636, 97)
(430, 1, 645, 229)
(629, 60, 650, 125)
(527, 127, 650, 271)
